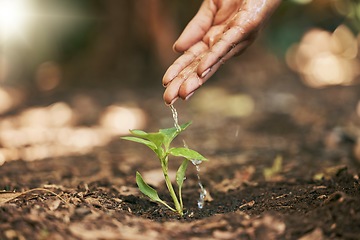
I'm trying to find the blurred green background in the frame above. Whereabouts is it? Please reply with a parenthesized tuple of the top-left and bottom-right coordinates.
(0, 0, 359, 90)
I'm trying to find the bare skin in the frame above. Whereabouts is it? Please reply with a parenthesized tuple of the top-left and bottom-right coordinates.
(163, 0, 281, 105)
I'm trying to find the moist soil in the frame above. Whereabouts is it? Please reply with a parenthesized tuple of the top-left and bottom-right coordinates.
(1, 55, 360, 239)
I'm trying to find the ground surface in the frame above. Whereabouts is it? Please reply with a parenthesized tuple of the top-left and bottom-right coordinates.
(1, 52, 360, 239)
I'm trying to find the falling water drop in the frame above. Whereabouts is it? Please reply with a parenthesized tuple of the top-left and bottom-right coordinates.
(192, 160, 207, 209)
(170, 105, 207, 209)
(185, 141, 207, 209)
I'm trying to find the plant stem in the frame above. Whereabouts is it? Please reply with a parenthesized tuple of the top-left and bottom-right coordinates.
(179, 186, 183, 210)
(162, 156, 183, 216)
(158, 199, 177, 212)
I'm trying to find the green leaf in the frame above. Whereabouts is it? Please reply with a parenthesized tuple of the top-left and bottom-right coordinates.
(169, 147, 207, 161)
(136, 172, 163, 203)
(179, 121, 192, 131)
(121, 136, 157, 151)
(160, 122, 192, 148)
(136, 171, 177, 212)
(263, 155, 283, 181)
(129, 130, 164, 148)
(160, 122, 191, 138)
(145, 133, 165, 148)
(176, 159, 189, 188)
(129, 129, 148, 137)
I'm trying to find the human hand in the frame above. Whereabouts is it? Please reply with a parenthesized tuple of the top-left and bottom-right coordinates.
(162, 0, 281, 105)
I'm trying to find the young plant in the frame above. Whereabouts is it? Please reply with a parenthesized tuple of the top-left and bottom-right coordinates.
(121, 122, 207, 216)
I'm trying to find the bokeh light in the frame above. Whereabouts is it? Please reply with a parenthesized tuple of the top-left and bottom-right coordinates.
(99, 105, 147, 135)
(0, 101, 147, 165)
(0, 88, 13, 114)
(0, 86, 24, 115)
(35, 62, 62, 92)
(286, 25, 360, 88)
(192, 87, 255, 118)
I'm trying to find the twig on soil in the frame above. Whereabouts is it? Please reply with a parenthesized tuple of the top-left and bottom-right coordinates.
(239, 200, 255, 209)
(0, 188, 67, 205)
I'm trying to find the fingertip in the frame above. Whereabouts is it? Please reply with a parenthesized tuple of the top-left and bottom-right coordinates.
(163, 78, 182, 105)
(164, 95, 178, 106)
(162, 74, 168, 87)
(172, 41, 179, 53)
(163, 91, 171, 105)
(173, 39, 189, 53)
(162, 76, 170, 88)
(200, 68, 211, 78)
(173, 42, 188, 53)
(163, 65, 179, 87)
(197, 53, 218, 76)
(185, 92, 194, 101)
(178, 75, 202, 100)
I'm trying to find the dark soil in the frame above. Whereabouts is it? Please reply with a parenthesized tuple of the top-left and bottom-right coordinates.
(1, 53, 360, 239)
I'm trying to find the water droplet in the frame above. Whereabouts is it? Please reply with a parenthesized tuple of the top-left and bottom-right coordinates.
(191, 159, 202, 166)
(197, 179, 207, 209)
(192, 159, 206, 209)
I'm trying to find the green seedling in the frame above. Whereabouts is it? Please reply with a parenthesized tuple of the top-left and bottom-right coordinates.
(263, 155, 283, 181)
(122, 122, 207, 216)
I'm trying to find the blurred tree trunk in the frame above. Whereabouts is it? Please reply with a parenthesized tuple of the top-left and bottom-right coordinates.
(63, 0, 180, 88)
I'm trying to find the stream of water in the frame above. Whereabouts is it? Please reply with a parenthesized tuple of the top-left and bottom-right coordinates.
(169, 104, 181, 132)
(169, 104, 206, 209)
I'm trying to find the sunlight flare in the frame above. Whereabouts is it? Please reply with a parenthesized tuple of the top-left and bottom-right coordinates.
(0, 0, 30, 40)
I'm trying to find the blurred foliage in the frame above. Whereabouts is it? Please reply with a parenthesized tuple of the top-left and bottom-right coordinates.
(1, 0, 359, 89)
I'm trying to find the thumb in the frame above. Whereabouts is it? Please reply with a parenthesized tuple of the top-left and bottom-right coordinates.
(173, 0, 217, 52)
